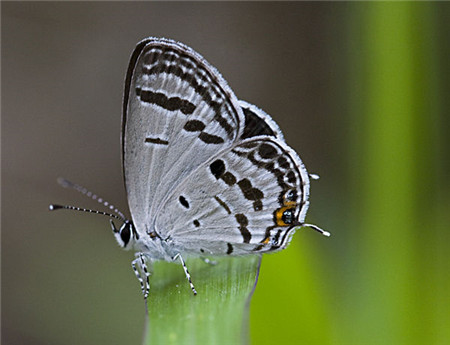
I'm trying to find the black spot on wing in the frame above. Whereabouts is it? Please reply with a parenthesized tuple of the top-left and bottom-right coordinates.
(237, 179, 264, 211)
(282, 209, 295, 224)
(241, 107, 277, 139)
(235, 213, 251, 243)
(238, 178, 264, 201)
(237, 179, 264, 201)
(259, 143, 278, 159)
(287, 171, 297, 184)
(253, 200, 263, 211)
(278, 156, 290, 169)
(145, 137, 169, 145)
(210, 160, 225, 179)
(253, 244, 264, 252)
(221, 172, 236, 186)
(184, 120, 206, 132)
(285, 189, 298, 202)
(179, 195, 190, 208)
(273, 230, 282, 246)
(199, 132, 224, 144)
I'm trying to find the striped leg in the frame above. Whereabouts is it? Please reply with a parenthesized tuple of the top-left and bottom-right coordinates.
(131, 252, 151, 299)
(174, 253, 197, 295)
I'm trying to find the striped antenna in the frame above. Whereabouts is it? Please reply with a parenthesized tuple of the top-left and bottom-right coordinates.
(49, 204, 125, 221)
(56, 178, 127, 221)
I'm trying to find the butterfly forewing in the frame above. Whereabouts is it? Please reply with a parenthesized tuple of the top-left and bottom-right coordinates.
(155, 136, 310, 256)
(123, 38, 245, 235)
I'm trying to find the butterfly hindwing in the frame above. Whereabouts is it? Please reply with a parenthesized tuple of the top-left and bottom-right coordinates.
(155, 136, 310, 256)
(122, 38, 245, 235)
(239, 100, 285, 141)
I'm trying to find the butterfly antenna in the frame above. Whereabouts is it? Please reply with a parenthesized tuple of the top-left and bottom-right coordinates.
(49, 204, 125, 221)
(302, 223, 331, 237)
(56, 177, 127, 221)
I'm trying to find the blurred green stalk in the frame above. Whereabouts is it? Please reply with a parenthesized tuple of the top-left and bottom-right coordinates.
(144, 256, 261, 345)
(349, 2, 445, 344)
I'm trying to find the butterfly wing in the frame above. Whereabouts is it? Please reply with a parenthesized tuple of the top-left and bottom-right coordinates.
(238, 100, 285, 142)
(155, 135, 310, 256)
(122, 38, 245, 236)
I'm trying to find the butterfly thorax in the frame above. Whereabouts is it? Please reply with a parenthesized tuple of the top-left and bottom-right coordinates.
(129, 226, 180, 262)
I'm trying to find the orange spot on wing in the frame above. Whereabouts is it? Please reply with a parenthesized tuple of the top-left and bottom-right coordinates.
(275, 198, 298, 226)
(275, 206, 289, 226)
(284, 200, 297, 207)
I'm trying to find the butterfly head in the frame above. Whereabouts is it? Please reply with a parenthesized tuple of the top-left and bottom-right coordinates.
(111, 219, 136, 250)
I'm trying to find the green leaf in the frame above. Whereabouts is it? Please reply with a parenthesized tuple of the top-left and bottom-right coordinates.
(144, 255, 261, 345)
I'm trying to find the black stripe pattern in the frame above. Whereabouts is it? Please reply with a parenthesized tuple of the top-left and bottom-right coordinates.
(214, 195, 231, 214)
(136, 88, 196, 115)
(183, 120, 224, 144)
(138, 46, 239, 140)
(209, 159, 264, 212)
(235, 214, 251, 243)
(145, 137, 169, 145)
(230, 140, 307, 252)
(232, 140, 305, 208)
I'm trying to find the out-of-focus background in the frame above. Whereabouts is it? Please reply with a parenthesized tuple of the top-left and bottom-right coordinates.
(2, 2, 449, 345)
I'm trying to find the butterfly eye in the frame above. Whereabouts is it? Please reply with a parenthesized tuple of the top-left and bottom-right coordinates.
(282, 209, 295, 225)
(119, 222, 132, 247)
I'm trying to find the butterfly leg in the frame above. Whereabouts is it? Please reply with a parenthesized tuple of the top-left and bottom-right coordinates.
(131, 252, 151, 299)
(174, 253, 197, 295)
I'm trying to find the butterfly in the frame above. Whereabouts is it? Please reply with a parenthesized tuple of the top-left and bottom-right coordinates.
(50, 37, 329, 299)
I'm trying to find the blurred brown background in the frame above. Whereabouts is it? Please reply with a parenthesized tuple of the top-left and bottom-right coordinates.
(3, 2, 449, 345)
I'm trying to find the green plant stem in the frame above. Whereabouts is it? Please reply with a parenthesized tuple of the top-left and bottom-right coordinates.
(143, 255, 261, 345)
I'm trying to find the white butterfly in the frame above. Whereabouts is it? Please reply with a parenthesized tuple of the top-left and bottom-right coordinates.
(51, 38, 329, 298)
